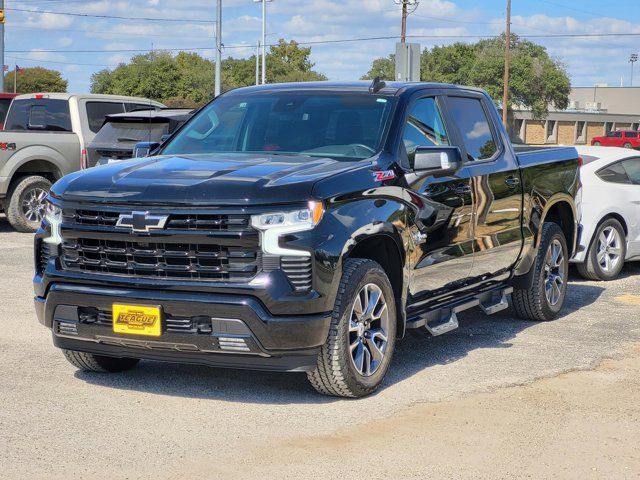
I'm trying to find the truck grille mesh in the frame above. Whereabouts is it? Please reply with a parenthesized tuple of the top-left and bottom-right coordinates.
(61, 238, 260, 281)
(62, 209, 251, 232)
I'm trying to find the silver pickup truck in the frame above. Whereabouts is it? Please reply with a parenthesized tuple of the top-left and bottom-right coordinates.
(0, 93, 164, 232)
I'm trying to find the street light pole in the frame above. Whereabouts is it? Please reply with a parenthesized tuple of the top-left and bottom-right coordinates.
(254, 0, 272, 85)
(630, 53, 638, 87)
(214, 0, 222, 97)
(502, 0, 511, 127)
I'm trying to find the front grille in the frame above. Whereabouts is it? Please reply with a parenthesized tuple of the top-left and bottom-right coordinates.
(61, 238, 260, 281)
(62, 209, 251, 232)
(281, 256, 313, 292)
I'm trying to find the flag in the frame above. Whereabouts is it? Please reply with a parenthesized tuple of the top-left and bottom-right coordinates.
(16, 65, 24, 74)
(2, 65, 8, 72)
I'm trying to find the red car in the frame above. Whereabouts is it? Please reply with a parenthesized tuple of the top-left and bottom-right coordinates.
(0, 93, 19, 130)
(591, 130, 640, 149)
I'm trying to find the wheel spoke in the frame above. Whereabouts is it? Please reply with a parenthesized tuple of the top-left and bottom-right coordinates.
(362, 346, 372, 376)
(349, 319, 360, 333)
(365, 336, 384, 363)
(365, 286, 381, 318)
(352, 341, 365, 373)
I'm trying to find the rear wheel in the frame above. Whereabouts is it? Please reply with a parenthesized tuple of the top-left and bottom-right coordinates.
(623, 142, 633, 149)
(593, 141, 601, 146)
(6, 175, 52, 232)
(512, 222, 569, 321)
(62, 349, 140, 373)
(307, 258, 397, 397)
(576, 218, 626, 281)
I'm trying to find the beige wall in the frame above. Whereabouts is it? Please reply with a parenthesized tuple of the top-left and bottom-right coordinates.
(557, 121, 575, 145)
(525, 121, 545, 145)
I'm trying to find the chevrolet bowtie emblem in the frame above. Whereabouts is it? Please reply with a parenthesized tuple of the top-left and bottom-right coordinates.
(116, 211, 169, 232)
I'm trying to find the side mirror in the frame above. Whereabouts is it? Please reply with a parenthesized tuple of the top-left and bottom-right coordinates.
(413, 146, 463, 177)
(133, 141, 160, 158)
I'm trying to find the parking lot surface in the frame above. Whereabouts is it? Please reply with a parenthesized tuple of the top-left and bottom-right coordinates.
(1, 217, 639, 479)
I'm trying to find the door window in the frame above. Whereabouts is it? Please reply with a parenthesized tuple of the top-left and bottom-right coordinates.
(621, 158, 640, 184)
(402, 97, 449, 165)
(597, 162, 632, 184)
(447, 97, 498, 161)
(86, 102, 125, 133)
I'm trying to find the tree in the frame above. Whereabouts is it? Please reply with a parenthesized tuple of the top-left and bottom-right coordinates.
(361, 54, 395, 81)
(91, 41, 327, 106)
(4, 67, 67, 93)
(363, 35, 570, 119)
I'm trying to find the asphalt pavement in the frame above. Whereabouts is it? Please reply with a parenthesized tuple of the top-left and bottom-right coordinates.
(1, 215, 639, 479)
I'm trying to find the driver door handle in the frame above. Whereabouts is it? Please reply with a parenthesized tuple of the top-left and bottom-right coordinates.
(505, 175, 520, 188)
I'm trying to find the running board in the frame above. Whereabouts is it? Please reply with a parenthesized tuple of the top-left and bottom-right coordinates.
(406, 286, 513, 336)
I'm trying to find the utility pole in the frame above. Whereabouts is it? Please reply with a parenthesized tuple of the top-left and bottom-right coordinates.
(0, 0, 5, 93)
(400, 0, 408, 43)
(255, 41, 260, 85)
(214, 0, 222, 97)
(502, 0, 511, 127)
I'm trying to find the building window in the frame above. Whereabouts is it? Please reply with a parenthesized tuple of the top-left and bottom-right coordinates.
(575, 121, 587, 144)
(632, 122, 639, 131)
(604, 122, 614, 134)
(545, 120, 558, 144)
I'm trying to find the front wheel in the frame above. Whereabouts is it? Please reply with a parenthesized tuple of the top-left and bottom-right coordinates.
(512, 222, 569, 321)
(593, 141, 601, 146)
(307, 259, 397, 397)
(576, 218, 626, 281)
(5, 175, 52, 232)
(623, 142, 633, 149)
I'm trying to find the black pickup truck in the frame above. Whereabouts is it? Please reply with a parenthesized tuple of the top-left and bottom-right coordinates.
(34, 81, 581, 397)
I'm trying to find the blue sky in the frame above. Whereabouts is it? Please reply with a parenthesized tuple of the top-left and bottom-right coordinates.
(5, 0, 640, 92)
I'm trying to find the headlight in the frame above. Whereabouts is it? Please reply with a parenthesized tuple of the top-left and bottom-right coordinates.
(251, 201, 324, 256)
(44, 199, 62, 245)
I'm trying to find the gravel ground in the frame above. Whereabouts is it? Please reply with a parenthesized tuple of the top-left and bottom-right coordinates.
(1, 216, 639, 479)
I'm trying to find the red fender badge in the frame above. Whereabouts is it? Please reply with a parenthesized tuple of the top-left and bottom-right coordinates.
(373, 170, 395, 182)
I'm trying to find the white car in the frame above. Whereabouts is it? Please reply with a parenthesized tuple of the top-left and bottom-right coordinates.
(572, 146, 640, 280)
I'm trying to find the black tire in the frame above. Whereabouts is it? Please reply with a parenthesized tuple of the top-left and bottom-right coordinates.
(307, 258, 397, 398)
(512, 222, 569, 321)
(593, 141, 601, 146)
(576, 218, 626, 281)
(6, 175, 52, 232)
(623, 142, 633, 149)
(62, 349, 140, 373)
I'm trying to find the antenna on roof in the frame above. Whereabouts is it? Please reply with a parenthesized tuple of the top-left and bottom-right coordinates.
(369, 77, 386, 94)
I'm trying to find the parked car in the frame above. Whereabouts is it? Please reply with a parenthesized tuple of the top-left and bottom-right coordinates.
(0, 93, 19, 130)
(591, 130, 640, 149)
(0, 93, 164, 232)
(87, 109, 194, 168)
(34, 81, 580, 397)
(572, 146, 640, 280)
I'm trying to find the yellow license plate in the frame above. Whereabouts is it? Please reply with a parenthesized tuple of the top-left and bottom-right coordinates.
(112, 304, 162, 337)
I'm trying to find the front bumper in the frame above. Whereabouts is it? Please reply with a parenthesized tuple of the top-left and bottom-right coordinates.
(35, 283, 331, 372)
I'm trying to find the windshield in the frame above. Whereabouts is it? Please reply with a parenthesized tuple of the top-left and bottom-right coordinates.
(162, 92, 395, 160)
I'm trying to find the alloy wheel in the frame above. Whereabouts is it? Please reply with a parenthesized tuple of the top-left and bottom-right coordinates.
(21, 187, 48, 223)
(348, 283, 390, 377)
(543, 239, 565, 306)
(596, 226, 622, 273)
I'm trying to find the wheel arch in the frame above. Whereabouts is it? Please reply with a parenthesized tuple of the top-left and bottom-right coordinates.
(541, 196, 577, 257)
(344, 231, 407, 337)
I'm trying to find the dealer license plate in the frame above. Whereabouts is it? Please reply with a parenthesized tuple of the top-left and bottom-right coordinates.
(112, 304, 162, 337)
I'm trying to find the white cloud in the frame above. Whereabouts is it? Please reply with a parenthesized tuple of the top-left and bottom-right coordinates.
(25, 49, 68, 63)
(24, 12, 73, 30)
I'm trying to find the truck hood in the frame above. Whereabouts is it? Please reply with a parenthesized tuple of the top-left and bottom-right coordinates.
(52, 153, 366, 205)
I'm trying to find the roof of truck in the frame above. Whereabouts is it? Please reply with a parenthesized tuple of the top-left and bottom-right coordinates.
(225, 81, 487, 96)
(12, 92, 165, 105)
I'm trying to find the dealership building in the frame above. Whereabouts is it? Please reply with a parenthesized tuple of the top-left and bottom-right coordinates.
(511, 86, 640, 145)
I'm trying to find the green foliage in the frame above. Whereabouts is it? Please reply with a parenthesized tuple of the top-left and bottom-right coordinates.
(363, 35, 571, 119)
(4, 67, 68, 93)
(361, 55, 395, 81)
(91, 40, 326, 106)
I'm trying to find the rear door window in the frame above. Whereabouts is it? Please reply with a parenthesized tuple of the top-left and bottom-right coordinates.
(625, 131, 638, 138)
(4, 98, 72, 132)
(86, 102, 125, 133)
(597, 162, 632, 184)
(447, 96, 498, 161)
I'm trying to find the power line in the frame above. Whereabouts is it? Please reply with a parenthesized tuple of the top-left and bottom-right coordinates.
(5, 7, 215, 23)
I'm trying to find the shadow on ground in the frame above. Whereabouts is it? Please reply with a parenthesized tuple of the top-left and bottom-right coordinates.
(75, 282, 606, 404)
